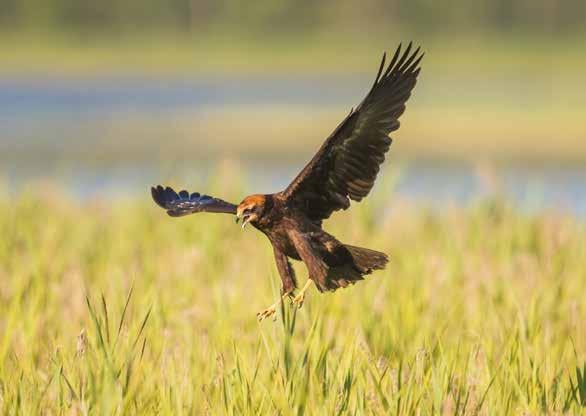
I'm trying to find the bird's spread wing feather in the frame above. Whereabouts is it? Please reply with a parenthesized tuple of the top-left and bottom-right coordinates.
(280, 43, 423, 224)
(151, 185, 237, 217)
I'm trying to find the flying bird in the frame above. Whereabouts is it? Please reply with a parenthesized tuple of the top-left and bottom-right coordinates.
(152, 43, 423, 320)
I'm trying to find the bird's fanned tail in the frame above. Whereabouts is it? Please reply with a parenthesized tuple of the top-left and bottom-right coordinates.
(318, 245, 388, 292)
(345, 245, 389, 273)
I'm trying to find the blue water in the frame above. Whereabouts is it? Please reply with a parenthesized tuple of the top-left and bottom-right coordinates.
(0, 74, 362, 121)
(3, 160, 585, 217)
(1, 75, 584, 216)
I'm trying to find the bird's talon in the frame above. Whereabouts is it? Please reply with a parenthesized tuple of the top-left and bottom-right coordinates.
(257, 305, 277, 322)
(292, 293, 305, 309)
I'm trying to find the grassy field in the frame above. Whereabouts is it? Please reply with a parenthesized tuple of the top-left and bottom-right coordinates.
(1, 34, 582, 77)
(0, 178, 585, 414)
(69, 105, 583, 164)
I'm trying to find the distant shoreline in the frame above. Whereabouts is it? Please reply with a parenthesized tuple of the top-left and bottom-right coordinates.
(0, 34, 582, 77)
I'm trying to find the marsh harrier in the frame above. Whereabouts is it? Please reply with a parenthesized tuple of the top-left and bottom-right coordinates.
(152, 43, 423, 320)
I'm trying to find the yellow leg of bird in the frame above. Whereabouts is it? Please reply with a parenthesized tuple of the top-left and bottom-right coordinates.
(257, 291, 294, 322)
(291, 279, 313, 309)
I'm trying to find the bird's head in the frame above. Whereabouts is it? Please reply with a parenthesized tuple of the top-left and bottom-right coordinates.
(236, 194, 266, 229)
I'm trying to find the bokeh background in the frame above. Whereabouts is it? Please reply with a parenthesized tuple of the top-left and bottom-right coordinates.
(1, 0, 585, 212)
(1, 3, 586, 413)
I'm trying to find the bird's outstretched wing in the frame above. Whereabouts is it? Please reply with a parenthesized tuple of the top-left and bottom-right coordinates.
(280, 43, 423, 224)
(151, 185, 237, 217)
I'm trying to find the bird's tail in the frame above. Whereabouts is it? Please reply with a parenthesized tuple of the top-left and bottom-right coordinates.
(345, 245, 389, 273)
(318, 245, 388, 292)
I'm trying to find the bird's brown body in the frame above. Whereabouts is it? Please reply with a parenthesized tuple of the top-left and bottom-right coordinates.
(244, 193, 387, 293)
(151, 43, 423, 317)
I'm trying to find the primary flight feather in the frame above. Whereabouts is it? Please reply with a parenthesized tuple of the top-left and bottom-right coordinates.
(152, 43, 424, 320)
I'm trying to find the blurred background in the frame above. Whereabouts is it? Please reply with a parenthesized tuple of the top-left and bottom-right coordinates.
(1, 0, 585, 213)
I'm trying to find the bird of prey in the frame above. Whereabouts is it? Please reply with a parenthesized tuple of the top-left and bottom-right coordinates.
(152, 43, 423, 321)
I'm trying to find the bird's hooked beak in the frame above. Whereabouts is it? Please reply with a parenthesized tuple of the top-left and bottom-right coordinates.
(235, 210, 252, 229)
(236, 196, 264, 229)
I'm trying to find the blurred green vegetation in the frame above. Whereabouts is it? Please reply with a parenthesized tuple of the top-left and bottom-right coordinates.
(0, 179, 584, 413)
(0, 0, 584, 77)
(1, 0, 584, 38)
(1, 34, 583, 77)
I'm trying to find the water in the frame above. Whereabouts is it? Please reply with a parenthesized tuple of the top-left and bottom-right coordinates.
(3, 160, 585, 217)
(0, 74, 362, 124)
(1, 75, 584, 216)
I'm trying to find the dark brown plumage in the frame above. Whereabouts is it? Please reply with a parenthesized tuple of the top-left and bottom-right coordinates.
(152, 43, 423, 318)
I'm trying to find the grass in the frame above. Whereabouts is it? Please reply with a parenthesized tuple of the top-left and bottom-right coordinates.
(7, 104, 585, 165)
(0, 177, 585, 414)
(0, 32, 584, 77)
(63, 105, 582, 164)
